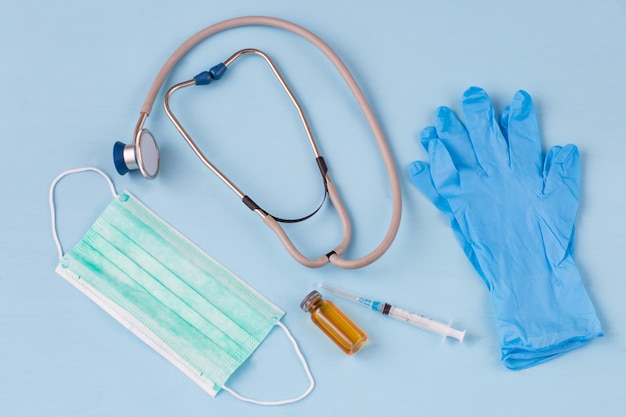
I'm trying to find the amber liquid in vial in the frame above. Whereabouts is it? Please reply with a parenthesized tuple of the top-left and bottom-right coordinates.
(301, 290, 367, 355)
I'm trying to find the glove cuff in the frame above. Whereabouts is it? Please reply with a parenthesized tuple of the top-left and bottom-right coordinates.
(491, 260, 602, 370)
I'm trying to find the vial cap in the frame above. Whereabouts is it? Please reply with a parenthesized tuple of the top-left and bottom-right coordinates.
(300, 290, 322, 312)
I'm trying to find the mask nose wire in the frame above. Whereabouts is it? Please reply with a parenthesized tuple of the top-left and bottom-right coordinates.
(136, 16, 402, 269)
(49, 167, 118, 259)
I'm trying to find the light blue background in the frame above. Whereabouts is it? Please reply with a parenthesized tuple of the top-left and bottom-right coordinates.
(1, 0, 625, 415)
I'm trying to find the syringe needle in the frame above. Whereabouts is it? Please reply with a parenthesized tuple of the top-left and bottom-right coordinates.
(317, 283, 360, 303)
(318, 283, 377, 310)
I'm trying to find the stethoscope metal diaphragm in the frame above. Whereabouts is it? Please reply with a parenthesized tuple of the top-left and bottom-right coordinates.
(113, 128, 160, 179)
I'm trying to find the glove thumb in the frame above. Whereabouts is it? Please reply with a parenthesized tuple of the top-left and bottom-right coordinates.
(540, 144, 581, 264)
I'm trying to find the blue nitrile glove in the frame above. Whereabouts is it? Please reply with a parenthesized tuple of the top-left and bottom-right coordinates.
(409, 87, 603, 370)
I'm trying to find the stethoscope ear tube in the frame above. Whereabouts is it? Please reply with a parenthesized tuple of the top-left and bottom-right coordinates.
(163, 48, 330, 224)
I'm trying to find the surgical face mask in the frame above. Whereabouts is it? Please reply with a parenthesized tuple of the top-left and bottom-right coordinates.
(49, 167, 314, 405)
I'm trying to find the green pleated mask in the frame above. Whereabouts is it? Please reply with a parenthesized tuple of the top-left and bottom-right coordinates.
(50, 168, 313, 405)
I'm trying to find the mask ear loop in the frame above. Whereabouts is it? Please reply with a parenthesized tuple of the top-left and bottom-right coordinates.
(49, 167, 118, 259)
(221, 321, 315, 406)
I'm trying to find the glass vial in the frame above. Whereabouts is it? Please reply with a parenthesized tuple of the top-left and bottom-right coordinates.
(300, 290, 367, 355)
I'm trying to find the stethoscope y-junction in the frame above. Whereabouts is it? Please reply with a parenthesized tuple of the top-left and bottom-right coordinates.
(112, 16, 402, 269)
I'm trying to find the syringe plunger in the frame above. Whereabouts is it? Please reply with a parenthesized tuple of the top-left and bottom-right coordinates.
(385, 305, 465, 342)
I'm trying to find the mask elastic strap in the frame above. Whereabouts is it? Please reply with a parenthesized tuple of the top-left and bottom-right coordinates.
(49, 167, 118, 259)
(222, 321, 315, 406)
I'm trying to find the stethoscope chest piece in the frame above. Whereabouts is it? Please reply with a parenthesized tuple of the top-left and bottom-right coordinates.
(113, 129, 160, 179)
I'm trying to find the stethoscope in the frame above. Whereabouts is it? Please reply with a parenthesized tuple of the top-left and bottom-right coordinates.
(112, 16, 402, 269)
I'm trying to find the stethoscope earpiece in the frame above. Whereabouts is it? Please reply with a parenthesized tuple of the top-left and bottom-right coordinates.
(113, 129, 160, 179)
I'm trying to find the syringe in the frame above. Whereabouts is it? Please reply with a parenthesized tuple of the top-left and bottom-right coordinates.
(318, 283, 466, 343)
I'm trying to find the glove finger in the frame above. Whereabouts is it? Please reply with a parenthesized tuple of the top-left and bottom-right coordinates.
(408, 161, 453, 214)
(543, 144, 580, 201)
(507, 90, 542, 177)
(427, 139, 460, 198)
(499, 105, 510, 141)
(434, 106, 478, 170)
(541, 144, 580, 258)
(542, 145, 561, 181)
(408, 161, 476, 263)
(419, 126, 439, 151)
(462, 86, 509, 172)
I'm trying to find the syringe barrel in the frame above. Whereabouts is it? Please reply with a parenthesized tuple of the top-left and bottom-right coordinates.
(387, 306, 465, 342)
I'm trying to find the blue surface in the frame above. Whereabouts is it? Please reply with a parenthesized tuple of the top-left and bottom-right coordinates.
(1, 1, 625, 416)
